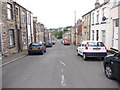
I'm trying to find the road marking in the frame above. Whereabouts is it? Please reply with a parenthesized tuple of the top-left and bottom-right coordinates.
(0, 54, 27, 67)
(61, 69, 63, 73)
(61, 75, 66, 86)
(60, 61, 66, 66)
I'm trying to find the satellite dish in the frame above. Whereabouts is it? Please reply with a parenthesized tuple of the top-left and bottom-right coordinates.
(102, 16, 107, 21)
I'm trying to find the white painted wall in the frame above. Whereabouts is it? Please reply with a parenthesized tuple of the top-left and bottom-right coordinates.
(110, 0, 119, 50)
(90, 2, 111, 49)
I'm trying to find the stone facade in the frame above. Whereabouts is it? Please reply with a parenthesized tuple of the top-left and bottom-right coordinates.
(36, 23, 44, 42)
(76, 19, 82, 44)
(1, 0, 32, 56)
(2, 0, 18, 55)
(82, 13, 91, 41)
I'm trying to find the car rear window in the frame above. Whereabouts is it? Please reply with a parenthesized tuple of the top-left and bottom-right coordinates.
(88, 42, 105, 47)
(30, 43, 42, 46)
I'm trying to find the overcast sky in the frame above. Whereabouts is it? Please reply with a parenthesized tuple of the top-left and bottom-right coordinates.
(15, 0, 104, 28)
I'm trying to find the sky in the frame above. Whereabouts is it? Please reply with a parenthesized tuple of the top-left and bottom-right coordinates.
(15, 0, 104, 28)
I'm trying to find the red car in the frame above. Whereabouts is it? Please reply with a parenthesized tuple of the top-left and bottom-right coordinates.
(64, 40, 70, 45)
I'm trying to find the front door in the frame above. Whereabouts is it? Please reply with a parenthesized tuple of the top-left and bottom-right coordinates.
(112, 19, 118, 50)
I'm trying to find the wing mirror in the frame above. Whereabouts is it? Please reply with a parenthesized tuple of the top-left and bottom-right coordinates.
(114, 51, 120, 57)
(118, 51, 120, 57)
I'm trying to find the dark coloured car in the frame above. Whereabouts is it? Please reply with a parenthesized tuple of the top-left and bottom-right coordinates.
(61, 40, 64, 44)
(103, 51, 120, 81)
(28, 42, 46, 55)
(51, 40, 56, 45)
(45, 41, 53, 47)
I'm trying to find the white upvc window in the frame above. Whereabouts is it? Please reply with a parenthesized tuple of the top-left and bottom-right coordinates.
(114, 0, 120, 6)
(9, 29, 15, 46)
(87, 16, 90, 25)
(96, 10, 99, 23)
(102, 7, 106, 17)
(22, 11, 25, 24)
(92, 13, 94, 24)
(101, 30, 106, 44)
(7, 3, 13, 20)
(27, 13, 30, 25)
(114, 18, 119, 27)
(92, 30, 95, 40)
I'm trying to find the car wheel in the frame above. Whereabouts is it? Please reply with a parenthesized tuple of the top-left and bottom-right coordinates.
(77, 50, 79, 56)
(44, 49, 46, 53)
(101, 57, 105, 60)
(83, 54, 87, 60)
(28, 52, 31, 55)
(41, 50, 44, 55)
(105, 64, 114, 80)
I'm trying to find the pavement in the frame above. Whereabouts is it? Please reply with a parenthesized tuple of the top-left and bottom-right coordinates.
(2, 42, 120, 88)
(1, 51, 28, 67)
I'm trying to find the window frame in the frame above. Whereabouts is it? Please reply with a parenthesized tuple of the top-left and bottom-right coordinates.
(7, 3, 13, 20)
(9, 29, 15, 47)
(96, 10, 99, 23)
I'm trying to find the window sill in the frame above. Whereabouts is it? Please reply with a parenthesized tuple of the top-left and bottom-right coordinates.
(96, 23, 99, 25)
(7, 19, 14, 22)
(101, 22, 106, 24)
(9, 45, 16, 49)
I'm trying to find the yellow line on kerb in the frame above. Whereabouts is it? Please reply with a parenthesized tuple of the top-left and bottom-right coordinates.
(0, 54, 27, 67)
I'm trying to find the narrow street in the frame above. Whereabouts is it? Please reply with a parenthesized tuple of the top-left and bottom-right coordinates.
(2, 41, 119, 88)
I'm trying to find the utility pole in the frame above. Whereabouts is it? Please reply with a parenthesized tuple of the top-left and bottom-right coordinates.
(74, 11, 77, 46)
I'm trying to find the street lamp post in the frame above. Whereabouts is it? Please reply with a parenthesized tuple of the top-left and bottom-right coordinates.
(74, 11, 77, 46)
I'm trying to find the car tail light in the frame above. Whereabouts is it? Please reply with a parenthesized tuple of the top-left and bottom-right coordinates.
(85, 42, 89, 50)
(40, 46, 43, 50)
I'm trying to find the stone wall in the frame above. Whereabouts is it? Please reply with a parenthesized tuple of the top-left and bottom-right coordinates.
(2, 1, 18, 56)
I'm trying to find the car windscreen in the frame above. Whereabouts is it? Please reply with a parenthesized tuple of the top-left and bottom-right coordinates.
(88, 42, 105, 47)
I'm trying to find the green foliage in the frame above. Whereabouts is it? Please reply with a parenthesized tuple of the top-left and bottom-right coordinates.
(51, 30, 69, 39)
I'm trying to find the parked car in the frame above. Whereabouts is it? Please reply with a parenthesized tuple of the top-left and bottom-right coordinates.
(45, 41, 53, 47)
(61, 40, 64, 44)
(28, 42, 46, 55)
(51, 40, 56, 45)
(64, 40, 70, 45)
(103, 51, 120, 81)
(77, 41, 107, 60)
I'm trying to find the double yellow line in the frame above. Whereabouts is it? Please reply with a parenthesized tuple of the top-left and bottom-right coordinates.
(0, 54, 27, 67)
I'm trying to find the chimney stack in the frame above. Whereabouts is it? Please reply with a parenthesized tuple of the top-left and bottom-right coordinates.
(95, 0, 100, 8)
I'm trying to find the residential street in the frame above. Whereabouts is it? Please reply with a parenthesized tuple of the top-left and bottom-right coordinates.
(2, 41, 120, 88)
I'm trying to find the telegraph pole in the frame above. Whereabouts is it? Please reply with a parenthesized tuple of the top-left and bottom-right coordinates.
(74, 11, 77, 46)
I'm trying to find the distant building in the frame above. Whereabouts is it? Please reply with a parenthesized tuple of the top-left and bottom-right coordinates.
(33, 17, 37, 42)
(36, 23, 44, 42)
(76, 19, 82, 44)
